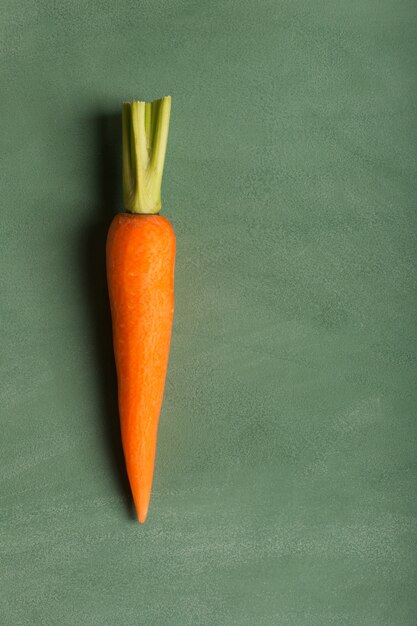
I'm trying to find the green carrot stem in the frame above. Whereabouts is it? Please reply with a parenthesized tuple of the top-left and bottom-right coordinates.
(122, 96, 172, 214)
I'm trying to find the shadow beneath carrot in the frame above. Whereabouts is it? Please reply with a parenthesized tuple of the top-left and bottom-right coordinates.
(81, 112, 134, 519)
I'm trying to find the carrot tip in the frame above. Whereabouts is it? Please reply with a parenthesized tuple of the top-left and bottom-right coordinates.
(134, 495, 150, 524)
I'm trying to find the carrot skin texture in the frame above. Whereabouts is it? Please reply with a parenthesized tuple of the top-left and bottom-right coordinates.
(106, 213, 176, 523)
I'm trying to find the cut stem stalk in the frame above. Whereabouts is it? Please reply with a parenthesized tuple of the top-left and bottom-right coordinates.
(122, 96, 172, 214)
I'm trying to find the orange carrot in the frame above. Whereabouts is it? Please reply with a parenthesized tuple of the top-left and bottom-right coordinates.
(106, 97, 174, 523)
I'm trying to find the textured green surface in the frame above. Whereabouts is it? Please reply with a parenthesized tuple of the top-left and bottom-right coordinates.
(1, 1, 416, 624)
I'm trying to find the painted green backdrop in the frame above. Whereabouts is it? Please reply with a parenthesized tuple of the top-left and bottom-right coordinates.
(1, 1, 416, 624)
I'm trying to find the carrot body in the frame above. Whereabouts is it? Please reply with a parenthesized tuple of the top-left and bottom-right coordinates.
(106, 213, 176, 522)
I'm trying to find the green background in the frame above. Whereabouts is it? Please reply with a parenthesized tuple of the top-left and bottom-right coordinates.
(1, 0, 416, 624)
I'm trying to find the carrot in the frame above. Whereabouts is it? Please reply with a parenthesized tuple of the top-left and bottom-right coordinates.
(106, 96, 174, 523)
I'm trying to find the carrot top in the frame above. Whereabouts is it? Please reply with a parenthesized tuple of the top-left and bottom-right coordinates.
(122, 96, 172, 214)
